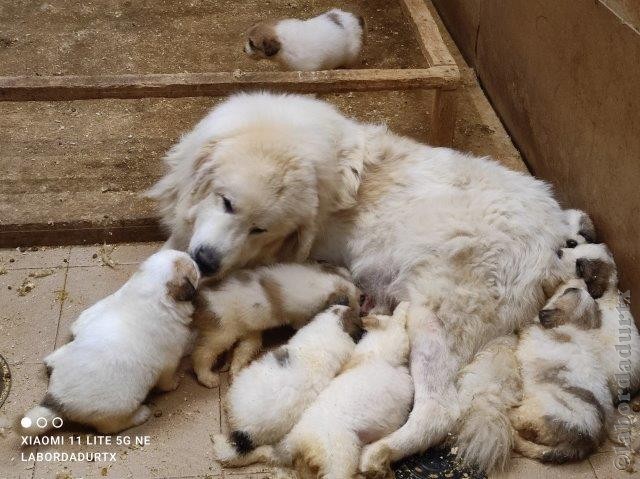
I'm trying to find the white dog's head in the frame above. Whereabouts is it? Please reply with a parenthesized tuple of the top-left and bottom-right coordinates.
(149, 94, 365, 279)
(136, 250, 200, 303)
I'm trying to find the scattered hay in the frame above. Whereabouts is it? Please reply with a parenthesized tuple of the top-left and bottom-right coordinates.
(17, 278, 35, 296)
(98, 244, 116, 268)
(54, 289, 69, 302)
(28, 268, 54, 278)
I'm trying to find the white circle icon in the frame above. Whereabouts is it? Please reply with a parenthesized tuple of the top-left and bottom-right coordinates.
(36, 417, 48, 428)
(20, 417, 32, 428)
(52, 417, 64, 428)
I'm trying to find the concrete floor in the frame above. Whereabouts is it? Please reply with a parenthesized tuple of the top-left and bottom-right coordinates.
(0, 244, 638, 479)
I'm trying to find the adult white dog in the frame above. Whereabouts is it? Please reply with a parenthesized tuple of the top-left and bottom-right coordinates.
(149, 92, 569, 472)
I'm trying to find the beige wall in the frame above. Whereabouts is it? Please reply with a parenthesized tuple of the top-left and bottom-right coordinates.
(432, 0, 640, 321)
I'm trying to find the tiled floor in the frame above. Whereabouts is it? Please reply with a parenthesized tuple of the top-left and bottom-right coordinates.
(0, 243, 637, 479)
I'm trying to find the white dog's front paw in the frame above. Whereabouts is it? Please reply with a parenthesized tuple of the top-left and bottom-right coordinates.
(360, 442, 392, 479)
(196, 370, 220, 388)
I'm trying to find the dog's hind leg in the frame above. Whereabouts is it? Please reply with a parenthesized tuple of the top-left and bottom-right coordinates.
(230, 332, 263, 378)
(360, 304, 461, 477)
(192, 330, 237, 388)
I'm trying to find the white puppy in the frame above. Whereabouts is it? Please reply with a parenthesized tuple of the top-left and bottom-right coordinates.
(20, 250, 199, 435)
(221, 303, 413, 479)
(192, 262, 361, 387)
(510, 279, 612, 463)
(562, 243, 640, 401)
(562, 209, 596, 248)
(244, 9, 365, 71)
(211, 304, 361, 462)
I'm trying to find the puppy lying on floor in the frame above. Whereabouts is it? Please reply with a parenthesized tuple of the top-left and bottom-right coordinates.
(20, 250, 199, 435)
(510, 278, 611, 463)
(511, 242, 640, 463)
(192, 262, 361, 387)
(244, 9, 365, 71)
(211, 304, 361, 462)
(217, 303, 413, 479)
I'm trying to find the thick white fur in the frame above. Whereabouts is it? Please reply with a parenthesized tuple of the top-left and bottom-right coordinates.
(150, 92, 571, 470)
(510, 279, 613, 463)
(20, 250, 199, 435)
(211, 305, 358, 461)
(454, 334, 522, 472)
(225, 303, 413, 479)
(192, 262, 360, 387)
(246, 9, 364, 71)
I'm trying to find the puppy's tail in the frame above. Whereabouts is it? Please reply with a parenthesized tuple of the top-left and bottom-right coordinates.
(454, 335, 521, 472)
(513, 433, 591, 464)
(18, 397, 60, 436)
(212, 431, 254, 463)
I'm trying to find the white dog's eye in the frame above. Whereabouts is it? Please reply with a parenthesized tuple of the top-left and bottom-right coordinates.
(249, 227, 267, 235)
(220, 195, 234, 214)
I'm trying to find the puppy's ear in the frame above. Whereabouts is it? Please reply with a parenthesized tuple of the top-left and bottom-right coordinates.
(361, 315, 380, 329)
(168, 278, 197, 302)
(576, 258, 614, 299)
(262, 37, 281, 57)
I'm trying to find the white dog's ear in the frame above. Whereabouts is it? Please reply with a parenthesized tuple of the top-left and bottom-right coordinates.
(277, 217, 318, 262)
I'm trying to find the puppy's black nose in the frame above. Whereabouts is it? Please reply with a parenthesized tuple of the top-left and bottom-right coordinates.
(556, 249, 563, 258)
(566, 239, 578, 248)
(192, 246, 221, 276)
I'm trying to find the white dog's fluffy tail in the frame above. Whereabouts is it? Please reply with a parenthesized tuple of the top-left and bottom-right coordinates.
(18, 405, 57, 436)
(454, 335, 522, 472)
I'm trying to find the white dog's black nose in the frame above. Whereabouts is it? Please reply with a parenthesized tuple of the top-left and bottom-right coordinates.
(192, 246, 221, 276)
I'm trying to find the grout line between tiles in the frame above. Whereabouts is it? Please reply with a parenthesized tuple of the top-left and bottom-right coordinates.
(52, 247, 71, 349)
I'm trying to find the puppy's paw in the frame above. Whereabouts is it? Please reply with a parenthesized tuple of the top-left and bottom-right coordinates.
(132, 405, 152, 426)
(196, 370, 220, 388)
(360, 442, 392, 479)
(162, 375, 181, 392)
(211, 433, 237, 463)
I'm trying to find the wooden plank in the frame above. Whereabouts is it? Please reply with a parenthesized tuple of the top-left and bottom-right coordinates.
(400, 0, 458, 67)
(0, 218, 165, 248)
(429, 89, 457, 146)
(0, 67, 460, 102)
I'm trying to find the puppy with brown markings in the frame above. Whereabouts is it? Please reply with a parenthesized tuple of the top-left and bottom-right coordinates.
(20, 250, 199, 435)
(244, 9, 365, 71)
(510, 279, 613, 463)
(211, 304, 361, 464)
(192, 262, 361, 387)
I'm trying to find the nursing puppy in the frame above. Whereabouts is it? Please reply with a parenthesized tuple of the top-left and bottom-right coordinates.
(20, 250, 199, 435)
(510, 280, 612, 463)
(244, 9, 364, 71)
(211, 305, 361, 462)
(192, 262, 361, 387)
(220, 303, 413, 479)
(563, 244, 640, 401)
(562, 209, 596, 248)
